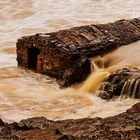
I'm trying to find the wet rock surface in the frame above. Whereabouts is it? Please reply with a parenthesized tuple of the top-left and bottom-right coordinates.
(17, 18, 140, 87)
(0, 102, 139, 140)
(98, 67, 140, 99)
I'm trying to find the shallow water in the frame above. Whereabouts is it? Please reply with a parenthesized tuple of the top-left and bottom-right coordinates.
(0, 0, 140, 122)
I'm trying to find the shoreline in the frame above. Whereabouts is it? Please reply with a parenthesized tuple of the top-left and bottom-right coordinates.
(0, 102, 139, 140)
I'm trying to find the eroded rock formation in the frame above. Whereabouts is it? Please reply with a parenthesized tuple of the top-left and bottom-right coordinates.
(16, 17, 140, 87)
(0, 102, 139, 140)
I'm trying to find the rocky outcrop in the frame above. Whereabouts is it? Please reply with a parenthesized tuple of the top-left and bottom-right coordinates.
(0, 102, 139, 140)
(98, 67, 140, 99)
(17, 17, 140, 87)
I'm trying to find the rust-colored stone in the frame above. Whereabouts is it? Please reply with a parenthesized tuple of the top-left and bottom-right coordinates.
(16, 18, 140, 87)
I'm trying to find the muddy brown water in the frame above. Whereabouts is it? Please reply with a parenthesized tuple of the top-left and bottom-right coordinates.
(0, 0, 140, 123)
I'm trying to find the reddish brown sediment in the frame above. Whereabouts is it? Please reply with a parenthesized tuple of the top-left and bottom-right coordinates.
(16, 17, 140, 87)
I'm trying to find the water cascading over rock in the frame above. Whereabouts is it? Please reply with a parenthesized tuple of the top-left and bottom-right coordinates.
(98, 67, 140, 99)
(120, 75, 140, 99)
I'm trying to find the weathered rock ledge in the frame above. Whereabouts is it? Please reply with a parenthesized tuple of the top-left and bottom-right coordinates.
(0, 102, 139, 140)
(17, 17, 140, 87)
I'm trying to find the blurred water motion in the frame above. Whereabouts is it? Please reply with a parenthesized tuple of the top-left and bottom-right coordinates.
(0, 0, 140, 122)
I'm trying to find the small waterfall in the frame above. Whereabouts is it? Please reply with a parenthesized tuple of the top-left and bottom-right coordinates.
(120, 76, 140, 99)
(81, 59, 139, 99)
(79, 58, 110, 94)
(91, 56, 104, 69)
(132, 79, 140, 98)
(90, 58, 99, 72)
(79, 70, 110, 94)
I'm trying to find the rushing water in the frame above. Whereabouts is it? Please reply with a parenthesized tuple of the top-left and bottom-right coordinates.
(0, 0, 140, 123)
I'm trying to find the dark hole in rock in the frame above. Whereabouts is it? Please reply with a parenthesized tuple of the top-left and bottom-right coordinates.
(28, 47, 40, 71)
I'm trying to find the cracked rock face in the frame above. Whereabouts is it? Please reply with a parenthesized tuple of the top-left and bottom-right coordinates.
(0, 102, 139, 140)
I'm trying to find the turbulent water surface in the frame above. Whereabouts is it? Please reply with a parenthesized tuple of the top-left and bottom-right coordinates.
(0, 0, 140, 122)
